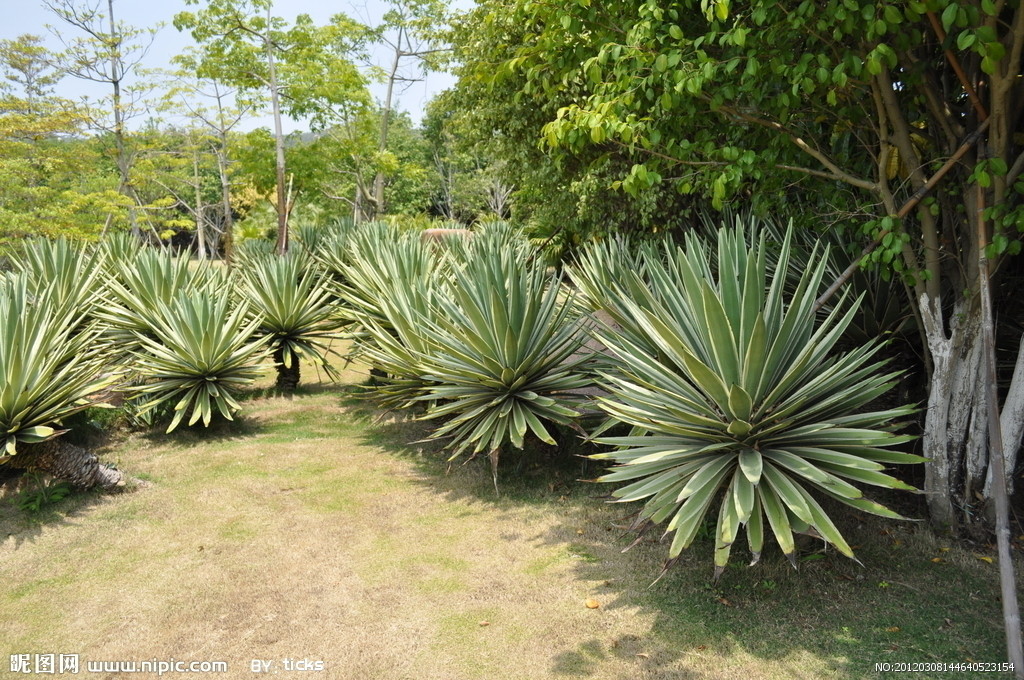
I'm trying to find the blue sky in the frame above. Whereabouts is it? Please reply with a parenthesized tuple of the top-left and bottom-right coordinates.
(4, 0, 467, 130)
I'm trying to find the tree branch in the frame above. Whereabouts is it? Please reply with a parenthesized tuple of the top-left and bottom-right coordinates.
(712, 102, 878, 191)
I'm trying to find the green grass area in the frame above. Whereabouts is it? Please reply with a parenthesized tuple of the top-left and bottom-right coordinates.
(0, 363, 1017, 679)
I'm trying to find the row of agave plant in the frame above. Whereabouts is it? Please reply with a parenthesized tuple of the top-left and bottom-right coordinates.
(339, 218, 924, 577)
(0, 217, 923, 576)
(0, 233, 348, 489)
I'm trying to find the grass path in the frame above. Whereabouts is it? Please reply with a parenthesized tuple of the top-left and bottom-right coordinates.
(1, 363, 1015, 679)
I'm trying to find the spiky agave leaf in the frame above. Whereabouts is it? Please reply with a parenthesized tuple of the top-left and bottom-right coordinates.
(127, 291, 271, 432)
(338, 225, 453, 406)
(0, 274, 113, 458)
(417, 244, 592, 464)
(234, 251, 346, 385)
(13, 237, 106, 327)
(98, 248, 230, 358)
(592, 222, 922, 578)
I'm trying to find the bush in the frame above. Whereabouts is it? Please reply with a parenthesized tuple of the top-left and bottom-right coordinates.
(589, 222, 921, 578)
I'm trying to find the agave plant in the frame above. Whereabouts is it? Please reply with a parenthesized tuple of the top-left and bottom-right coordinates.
(13, 237, 106, 324)
(417, 244, 593, 479)
(98, 230, 144, 268)
(127, 290, 270, 432)
(591, 224, 921, 578)
(339, 226, 450, 406)
(0, 274, 125, 489)
(98, 248, 228, 358)
(235, 251, 346, 391)
(232, 237, 276, 270)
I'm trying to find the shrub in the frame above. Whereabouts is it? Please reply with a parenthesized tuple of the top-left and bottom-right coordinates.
(127, 291, 270, 432)
(417, 242, 591, 477)
(235, 252, 346, 391)
(590, 223, 921, 578)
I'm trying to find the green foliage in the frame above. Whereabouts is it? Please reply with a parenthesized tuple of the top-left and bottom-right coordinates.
(174, 0, 371, 130)
(12, 237, 106, 324)
(235, 251, 346, 384)
(98, 248, 228, 360)
(0, 36, 128, 242)
(127, 290, 270, 432)
(15, 472, 73, 513)
(339, 223, 447, 406)
(0, 274, 112, 458)
(417, 238, 591, 461)
(341, 220, 590, 471)
(589, 223, 921, 577)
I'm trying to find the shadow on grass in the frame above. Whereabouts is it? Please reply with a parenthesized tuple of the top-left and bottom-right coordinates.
(137, 413, 263, 449)
(0, 478, 121, 551)
(538, 500, 1012, 680)
(336, 382, 611, 503)
(343, 387, 1013, 680)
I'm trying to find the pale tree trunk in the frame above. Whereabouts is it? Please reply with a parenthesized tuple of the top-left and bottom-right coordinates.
(212, 84, 236, 262)
(193, 147, 207, 260)
(977, 176, 1024, 677)
(918, 292, 986, 529)
(371, 36, 402, 220)
(216, 139, 233, 262)
(986, 338, 1024, 497)
(267, 2, 289, 255)
(8, 438, 126, 491)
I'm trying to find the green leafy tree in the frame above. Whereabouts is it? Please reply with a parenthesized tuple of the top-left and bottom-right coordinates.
(0, 35, 126, 242)
(444, 5, 702, 245)
(160, 66, 256, 259)
(366, 0, 450, 219)
(174, 0, 371, 254)
(422, 91, 511, 223)
(44, 0, 160, 239)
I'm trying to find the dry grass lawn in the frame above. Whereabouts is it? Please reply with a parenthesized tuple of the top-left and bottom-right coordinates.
(1, 359, 1015, 679)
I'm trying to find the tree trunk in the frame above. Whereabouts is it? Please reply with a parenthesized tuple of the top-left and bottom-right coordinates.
(7, 438, 126, 491)
(274, 346, 300, 392)
(216, 140, 234, 262)
(193, 146, 207, 259)
(372, 40, 402, 220)
(919, 291, 986, 529)
(267, 3, 289, 255)
(987, 335, 1024, 497)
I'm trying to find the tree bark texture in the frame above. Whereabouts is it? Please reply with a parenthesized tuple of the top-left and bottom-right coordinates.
(274, 346, 300, 392)
(7, 438, 125, 491)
